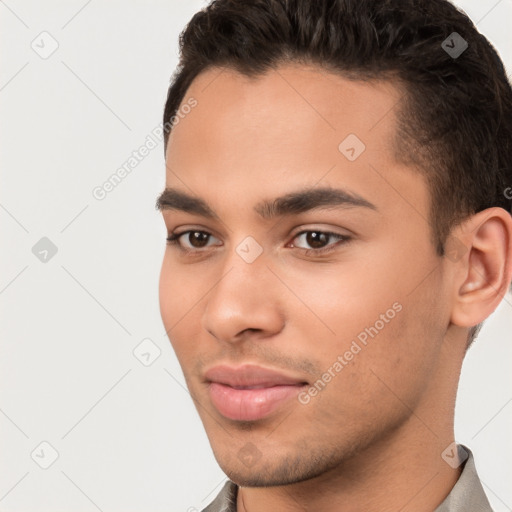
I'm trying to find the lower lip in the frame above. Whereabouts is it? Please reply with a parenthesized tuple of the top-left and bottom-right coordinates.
(208, 382, 305, 421)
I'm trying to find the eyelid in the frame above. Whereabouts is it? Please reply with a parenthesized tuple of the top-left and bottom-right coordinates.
(289, 224, 351, 239)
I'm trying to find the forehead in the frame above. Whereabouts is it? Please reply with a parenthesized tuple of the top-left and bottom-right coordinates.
(167, 62, 403, 154)
(164, 63, 428, 224)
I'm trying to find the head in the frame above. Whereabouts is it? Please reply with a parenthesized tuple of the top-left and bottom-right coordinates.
(157, 0, 512, 488)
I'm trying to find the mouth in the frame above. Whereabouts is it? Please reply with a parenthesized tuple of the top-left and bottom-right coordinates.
(204, 364, 309, 422)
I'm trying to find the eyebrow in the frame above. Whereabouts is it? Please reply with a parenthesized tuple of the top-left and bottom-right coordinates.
(155, 186, 377, 220)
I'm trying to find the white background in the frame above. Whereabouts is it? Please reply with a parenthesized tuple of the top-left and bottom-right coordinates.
(1, 1, 511, 510)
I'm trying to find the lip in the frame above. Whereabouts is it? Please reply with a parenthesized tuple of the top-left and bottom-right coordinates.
(204, 364, 308, 422)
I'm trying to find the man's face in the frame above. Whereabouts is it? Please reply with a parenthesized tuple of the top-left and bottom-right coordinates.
(158, 64, 454, 486)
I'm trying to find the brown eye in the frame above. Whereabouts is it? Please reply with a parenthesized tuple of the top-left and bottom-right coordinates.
(304, 231, 330, 248)
(187, 231, 210, 248)
(291, 230, 350, 254)
(166, 230, 221, 251)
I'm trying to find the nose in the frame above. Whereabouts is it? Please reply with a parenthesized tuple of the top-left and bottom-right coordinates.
(201, 250, 285, 344)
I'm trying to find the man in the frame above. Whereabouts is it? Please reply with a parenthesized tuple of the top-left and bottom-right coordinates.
(156, 0, 512, 510)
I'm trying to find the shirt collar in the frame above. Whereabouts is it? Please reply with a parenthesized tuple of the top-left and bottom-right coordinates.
(434, 445, 492, 511)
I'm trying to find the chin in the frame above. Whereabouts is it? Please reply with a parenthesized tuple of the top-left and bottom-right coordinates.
(212, 442, 350, 488)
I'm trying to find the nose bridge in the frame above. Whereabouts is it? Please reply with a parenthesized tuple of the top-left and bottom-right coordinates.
(213, 233, 270, 300)
(201, 240, 283, 341)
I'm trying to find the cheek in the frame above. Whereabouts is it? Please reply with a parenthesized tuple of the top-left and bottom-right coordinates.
(158, 256, 203, 357)
(292, 256, 444, 405)
(279, 258, 402, 348)
(158, 256, 178, 326)
(295, 317, 412, 444)
(322, 287, 443, 420)
(159, 255, 207, 320)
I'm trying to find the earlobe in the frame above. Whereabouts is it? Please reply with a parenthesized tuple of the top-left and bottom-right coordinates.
(449, 207, 512, 329)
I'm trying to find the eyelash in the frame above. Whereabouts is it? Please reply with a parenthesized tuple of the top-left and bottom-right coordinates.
(166, 229, 351, 257)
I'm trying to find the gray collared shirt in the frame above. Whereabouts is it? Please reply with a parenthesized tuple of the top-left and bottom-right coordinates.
(202, 446, 493, 511)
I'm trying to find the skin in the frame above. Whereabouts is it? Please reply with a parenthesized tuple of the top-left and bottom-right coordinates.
(157, 63, 512, 511)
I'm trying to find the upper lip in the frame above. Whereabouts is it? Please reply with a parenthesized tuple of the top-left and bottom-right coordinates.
(204, 364, 308, 388)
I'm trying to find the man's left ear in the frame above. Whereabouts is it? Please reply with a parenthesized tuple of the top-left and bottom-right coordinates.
(449, 207, 512, 328)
